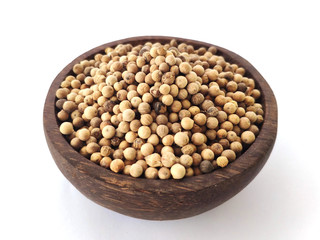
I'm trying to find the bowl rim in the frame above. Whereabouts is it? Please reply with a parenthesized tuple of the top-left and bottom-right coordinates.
(43, 36, 277, 194)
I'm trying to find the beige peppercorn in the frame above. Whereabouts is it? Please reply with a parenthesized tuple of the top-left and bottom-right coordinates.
(181, 117, 194, 130)
(156, 125, 169, 138)
(118, 121, 130, 134)
(130, 119, 141, 132)
(131, 97, 142, 108)
(122, 109, 135, 122)
(241, 131, 256, 144)
(129, 163, 143, 178)
(161, 146, 174, 155)
(158, 167, 171, 179)
(141, 143, 154, 156)
(179, 62, 192, 74)
(230, 141, 243, 153)
(125, 131, 138, 143)
(194, 113, 207, 126)
(217, 156, 229, 167)
(83, 106, 97, 120)
(138, 126, 151, 139)
(78, 128, 91, 141)
(63, 101, 77, 113)
(191, 133, 206, 145)
(139, 114, 152, 126)
(161, 94, 174, 106)
(223, 102, 237, 114)
(162, 135, 174, 146)
(60, 122, 74, 135)
(90, 152, 102, 163)
(161, 152, 177, 168)
(165, 55, 176, 66)
(110, 159, 125, 173)
(249, 125, 260, 136)
(138, 102, 151, 114)
(187, 82, 200, 95)
(174, 132, 189, 147)
(228, 114, 240, 125)
(159, 84, 171, 95)
(145, 167, 158, 179)
(123, 147, 137, 161)
(102, 125, 116, 139)
(201, 149, 215, 161)
(145, 153, 161, 167)
(171, 163, 186, 179)
(245, 111, 257, 123)
(186, 71, 197, 82)
(57, 110, 69, 121)
(239, 117, 251, 129)
(100, 157, 112, 168)
(56, 88, 69, 99)
(180, 155, 193, 167)
(119, 100, 132, 112)
(100, 145, 112, 157)
(175, 76, 188, 88)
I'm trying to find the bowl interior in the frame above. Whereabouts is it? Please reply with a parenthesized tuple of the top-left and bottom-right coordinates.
(44, 36, 277, 194)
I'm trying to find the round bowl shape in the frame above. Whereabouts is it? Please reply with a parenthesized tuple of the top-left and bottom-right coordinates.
(43, 36, 277, 220)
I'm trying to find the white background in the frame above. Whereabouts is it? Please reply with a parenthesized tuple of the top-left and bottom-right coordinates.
(1, 0, 319, 239)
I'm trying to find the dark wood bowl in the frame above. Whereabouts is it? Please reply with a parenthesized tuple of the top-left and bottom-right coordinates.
(43, 36, 277, 220)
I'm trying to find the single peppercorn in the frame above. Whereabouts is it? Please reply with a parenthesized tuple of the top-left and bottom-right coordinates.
(60, 122, 74, 135)
(161, 152, 177, 168)
(145, 153, 161, 167)
(180, 155, 193, 167)
(194, 113, 207, 126)
(239, 117, 251, 129)
(78, 128, 91, 141)
(155, 121, 168, 135)
(170, 163, 186, 179)
(174, 132, 189, 147)
(241, 131, 256, 144)
(217, 156, 229, 168)
(100, 157, 112, 168)
(200, 160, 214, 173)
(179, 62, 192, 74)
(158, 167, 171, 180)
(129, 163, 143, 178)
(122, 109, 135, 122)
(123, 147, 137, 161)
(141, 143, 154, 156)
(70, 137, 83, 150)
(102, 125, 116, 139)
(230, 141, 243, 153)
(191, 133, 206, 145)
(162, 135, 174, 146)
(110, 159, 125, 173)
(201, 149, 215, 161)
(145, 167, 158, 179)
(138, 126, 151, 139)
(181, 117, 194, 130)
(83, 106, 97, 120)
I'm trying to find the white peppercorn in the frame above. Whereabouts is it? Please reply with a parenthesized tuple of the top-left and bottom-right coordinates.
(170, 163, 186, 179)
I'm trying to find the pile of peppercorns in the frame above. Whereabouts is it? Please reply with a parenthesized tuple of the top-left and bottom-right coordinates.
(56, 39, 264, 179)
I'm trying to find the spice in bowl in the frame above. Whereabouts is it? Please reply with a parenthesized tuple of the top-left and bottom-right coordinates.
(55, 39, 264, 179)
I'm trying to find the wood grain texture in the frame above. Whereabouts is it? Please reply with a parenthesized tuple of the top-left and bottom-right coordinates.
(43, 36, 278, 220)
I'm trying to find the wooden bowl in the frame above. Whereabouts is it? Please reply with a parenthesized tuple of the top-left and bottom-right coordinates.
(43, 36, 277, 220)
